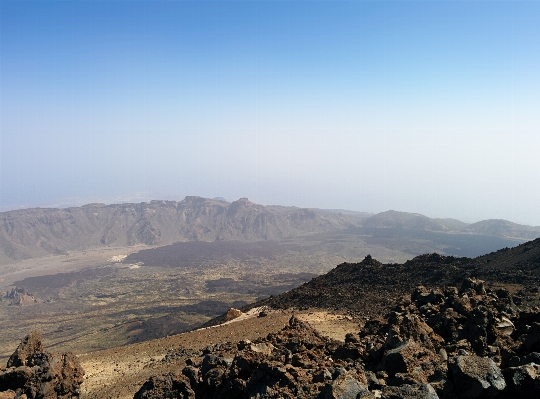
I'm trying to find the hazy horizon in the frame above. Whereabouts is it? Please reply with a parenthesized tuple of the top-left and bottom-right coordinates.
(1, 1, 539, 225)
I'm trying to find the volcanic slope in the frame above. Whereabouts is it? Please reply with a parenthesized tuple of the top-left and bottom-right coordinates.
(77, 238, 540, 399)
(229, 237, 540, 321)
(132, 277, 540, 399)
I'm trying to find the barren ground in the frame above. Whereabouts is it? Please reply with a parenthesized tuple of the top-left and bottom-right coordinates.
(1, 228, 525, 363)
(78, 308, 359, 399)
(0, 245, 152, 289)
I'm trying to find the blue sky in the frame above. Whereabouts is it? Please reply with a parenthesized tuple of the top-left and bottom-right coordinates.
(1, 1, 539, 224)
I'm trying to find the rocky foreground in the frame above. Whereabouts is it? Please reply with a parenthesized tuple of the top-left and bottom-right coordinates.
(135, 278, 540, 399)
(0, 331, 84, 398)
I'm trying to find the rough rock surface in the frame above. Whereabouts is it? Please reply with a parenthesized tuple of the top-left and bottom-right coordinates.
(448, 356, 506, 398)
(133, 373, 194, 399)
(7, 331, 43, 368)
(0, 332, 84, 398)
(226, 308, 243, 321)
(136, 277, 540, 399)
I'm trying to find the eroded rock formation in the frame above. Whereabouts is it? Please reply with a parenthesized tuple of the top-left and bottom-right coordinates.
(0, 331, 84, 398)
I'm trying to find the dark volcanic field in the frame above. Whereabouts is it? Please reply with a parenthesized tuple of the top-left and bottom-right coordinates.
(354, 226, 524, 257)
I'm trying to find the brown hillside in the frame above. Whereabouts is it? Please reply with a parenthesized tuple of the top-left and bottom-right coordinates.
(0, 197, 363, 265)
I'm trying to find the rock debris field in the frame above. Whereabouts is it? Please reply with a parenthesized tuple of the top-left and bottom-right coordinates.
(134, 277, 540, 399)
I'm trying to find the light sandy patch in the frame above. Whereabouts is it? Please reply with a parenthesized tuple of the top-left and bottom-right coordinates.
(296, 309, 360, 342)
(202, 306, 268, 329)
(109, 255, 127, 263)
(0, 245, 153, 289)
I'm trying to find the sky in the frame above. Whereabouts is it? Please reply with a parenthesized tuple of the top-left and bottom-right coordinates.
(1, 1, 539, 225)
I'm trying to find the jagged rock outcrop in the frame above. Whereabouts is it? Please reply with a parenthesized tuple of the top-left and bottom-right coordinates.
(2, 287, 38, 306)
(136, 278, 540, 398)
(249, 241, 540, 323)
(7, 331, 43, 368)
(0, 331, 84, 398)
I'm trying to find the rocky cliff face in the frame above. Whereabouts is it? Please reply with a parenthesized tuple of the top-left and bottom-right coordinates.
(135, 278, 540, 399)
(0, 197, 362, 264)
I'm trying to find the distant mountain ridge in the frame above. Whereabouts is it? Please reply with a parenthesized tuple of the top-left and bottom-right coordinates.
(1, 199, 539, 266)
(463, 219, 540, 240)
(360, 211, 540, 240)
(361, 210, 448, 231)
(0, 197, 363, 265)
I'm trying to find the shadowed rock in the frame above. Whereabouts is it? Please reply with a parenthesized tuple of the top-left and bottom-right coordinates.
(502, 363, 540, 398)
(134, 373, 194, 399)
(381, 383, 439, 399)
(448, 356, 506, 398)
(6, 331, 43, 368)
(0, 332, 84, 398)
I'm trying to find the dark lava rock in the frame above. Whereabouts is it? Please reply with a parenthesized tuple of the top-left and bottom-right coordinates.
(317, 371, 371, 399)
(6, 331, 43, 368)
(134, 373, 195, 399)
(381, 383, 439, 399)
(135, 274, 540, 399)
(0, 332, 84, 398)
(502, 363, 540, 398)
(448, 356, 506, 398)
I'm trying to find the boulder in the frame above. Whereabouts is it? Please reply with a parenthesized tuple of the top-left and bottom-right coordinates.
(382, 340, 443, 384)
(226, 308, 243, 321)
(448, 356, 505, 398)
(317, 372, 372, 399)
(460, 278, 486, 296)
(134, 373, 195, 399)
(381, 383, 439, 399)
(249, 343, 275, 356)
(181, 366, 200, 391)
(383, 341, 420, 375)
(412, 287, 444, 306)
(0, 366, 33, 392)
(385, 314, 444, 352)
(502, 363, 540, 398)
(495, 316, 514, 336)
